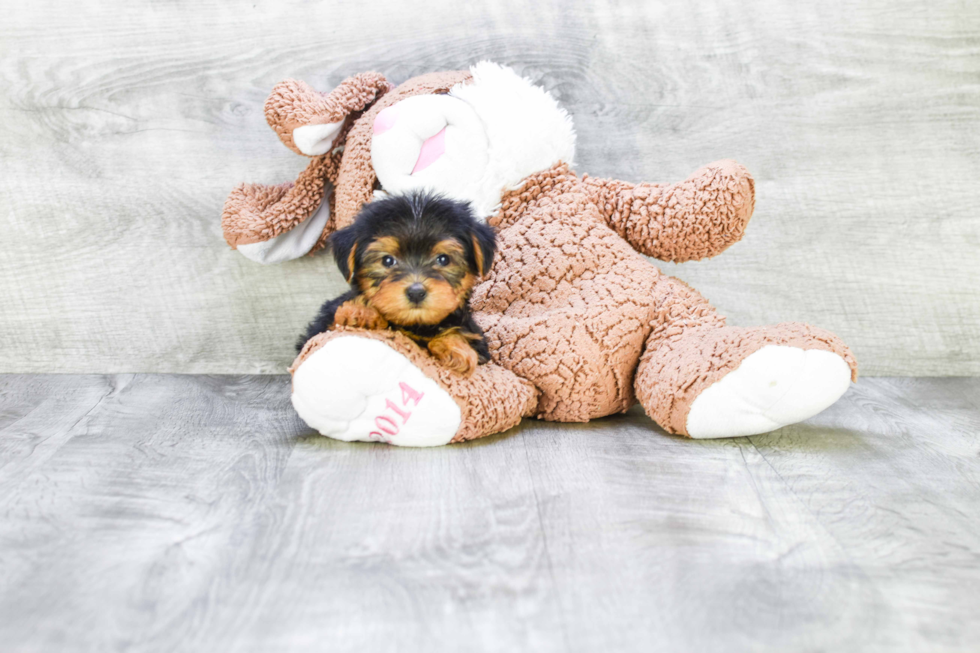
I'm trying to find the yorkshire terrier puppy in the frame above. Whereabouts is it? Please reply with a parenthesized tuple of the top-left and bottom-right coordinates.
(298, 192, 497, 376)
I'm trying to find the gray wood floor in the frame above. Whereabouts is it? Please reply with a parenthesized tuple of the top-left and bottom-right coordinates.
(1, 375, 978, 652)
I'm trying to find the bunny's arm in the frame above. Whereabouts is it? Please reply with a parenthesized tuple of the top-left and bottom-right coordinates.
(582, 160, 755, 262)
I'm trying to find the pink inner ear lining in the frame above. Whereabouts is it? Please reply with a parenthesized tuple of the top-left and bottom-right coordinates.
(411, 127, 447, 175)
(374, 106, 399, 134)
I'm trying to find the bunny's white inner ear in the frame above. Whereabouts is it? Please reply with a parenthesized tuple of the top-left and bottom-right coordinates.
(293, 121, 344, 155)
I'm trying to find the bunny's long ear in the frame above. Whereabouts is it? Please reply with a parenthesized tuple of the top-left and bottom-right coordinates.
(264, 72, 392, 157)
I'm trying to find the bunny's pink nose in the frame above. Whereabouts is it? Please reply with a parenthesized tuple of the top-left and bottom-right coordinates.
(373, 106, 399, 134)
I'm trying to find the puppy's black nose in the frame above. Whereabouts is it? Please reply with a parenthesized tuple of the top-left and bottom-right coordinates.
(405, 283, 427, 304)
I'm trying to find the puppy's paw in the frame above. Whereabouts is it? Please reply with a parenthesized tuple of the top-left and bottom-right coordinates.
(428, 333, 479, 377)
(334, 301, 388, 330)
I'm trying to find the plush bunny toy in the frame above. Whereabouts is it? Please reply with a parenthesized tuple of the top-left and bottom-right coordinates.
(222, 62, 857, 446)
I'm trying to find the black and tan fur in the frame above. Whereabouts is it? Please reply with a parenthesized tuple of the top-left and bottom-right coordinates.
(298, 192, 496, 376)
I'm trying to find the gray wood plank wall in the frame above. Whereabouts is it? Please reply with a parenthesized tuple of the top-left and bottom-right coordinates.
(1, 0, 978, 374)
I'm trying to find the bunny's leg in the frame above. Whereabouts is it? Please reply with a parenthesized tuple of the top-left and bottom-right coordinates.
(290, 329, 539, 446)
(635, 276, 857, 438)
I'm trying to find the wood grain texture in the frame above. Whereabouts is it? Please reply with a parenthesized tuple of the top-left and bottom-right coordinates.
(1, 374, 979, 652)
(0, 0, 978, 374)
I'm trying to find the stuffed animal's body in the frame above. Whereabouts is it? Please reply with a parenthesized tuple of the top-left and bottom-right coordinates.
(223, 63, 857, 446)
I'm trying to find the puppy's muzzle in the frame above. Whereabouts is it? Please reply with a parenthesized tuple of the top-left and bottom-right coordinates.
(405, 283, 428, 305)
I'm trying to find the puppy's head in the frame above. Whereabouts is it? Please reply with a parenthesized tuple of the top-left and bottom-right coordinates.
(329, 192, 496, 326)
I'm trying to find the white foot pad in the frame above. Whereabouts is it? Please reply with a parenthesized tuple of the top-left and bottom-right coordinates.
(291, 336, 461, 447)
(686, 345, 852, 439)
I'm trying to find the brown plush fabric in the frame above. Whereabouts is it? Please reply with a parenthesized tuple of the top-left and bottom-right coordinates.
(264, 73, 391, 155)
(331, 71, 472, 231)
(581, 159, 756, 262)
(474, 164, 661, 420)
(289, 327, 539, 443)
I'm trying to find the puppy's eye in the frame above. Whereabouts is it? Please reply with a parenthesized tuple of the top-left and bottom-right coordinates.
(381, 255, 396, 268)
(435, 254, 450, 266)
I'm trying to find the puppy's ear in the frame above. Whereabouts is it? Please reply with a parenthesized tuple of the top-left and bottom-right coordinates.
(469, 221, 497, 277)
(329, 226, 359, 283)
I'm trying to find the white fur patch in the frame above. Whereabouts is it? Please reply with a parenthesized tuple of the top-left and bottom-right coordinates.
(686, 346, 852, 439)
(291, 336, 461, 447)
(237, 193, 330, 264)
(450, 61, 576, 197)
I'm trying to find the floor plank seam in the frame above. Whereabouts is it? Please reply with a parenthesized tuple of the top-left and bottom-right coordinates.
(745, 434, 860, 561)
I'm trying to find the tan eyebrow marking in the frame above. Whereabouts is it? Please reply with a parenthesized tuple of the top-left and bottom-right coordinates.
(364, 236, 402, 257)
(430, 238, 465, 259)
